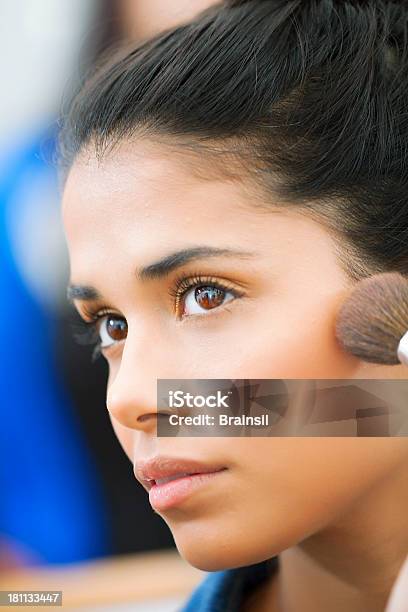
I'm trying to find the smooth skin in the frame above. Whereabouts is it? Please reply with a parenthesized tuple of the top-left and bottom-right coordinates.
(62, 139, 408, 612)
(386, 555, 408, 612)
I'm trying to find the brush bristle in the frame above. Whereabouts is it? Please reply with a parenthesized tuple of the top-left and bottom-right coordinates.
(335, 272, 408, 365)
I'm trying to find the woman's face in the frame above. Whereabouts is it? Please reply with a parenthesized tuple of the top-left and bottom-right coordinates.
(62, 140, 408, 571)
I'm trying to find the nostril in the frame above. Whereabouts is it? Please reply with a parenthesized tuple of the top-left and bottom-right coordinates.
(137, 412, 158, 422)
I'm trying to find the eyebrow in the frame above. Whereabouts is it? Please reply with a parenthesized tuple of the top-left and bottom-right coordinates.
(67, 246, 256, 302)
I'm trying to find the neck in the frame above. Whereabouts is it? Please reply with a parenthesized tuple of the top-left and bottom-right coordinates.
(252, 458, 408, 612)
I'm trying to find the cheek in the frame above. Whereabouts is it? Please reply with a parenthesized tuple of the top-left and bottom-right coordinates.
(245, 438, 408, 534)
(170, 438, 408, 570)
(251, 303, 353, 378)
(187, 293, 355, 378)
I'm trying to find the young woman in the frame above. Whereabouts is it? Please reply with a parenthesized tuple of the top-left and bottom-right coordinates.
(60, 1, 408, 610)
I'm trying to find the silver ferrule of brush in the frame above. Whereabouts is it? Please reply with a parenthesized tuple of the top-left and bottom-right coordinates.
(397, 330, 408, 365)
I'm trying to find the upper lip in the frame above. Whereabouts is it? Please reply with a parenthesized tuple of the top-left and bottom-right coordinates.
(134, 456, 226, 491)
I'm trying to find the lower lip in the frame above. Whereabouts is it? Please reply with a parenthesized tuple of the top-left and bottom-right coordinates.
(148, 470, 226, 512)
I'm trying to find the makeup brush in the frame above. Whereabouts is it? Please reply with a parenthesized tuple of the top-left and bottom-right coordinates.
(335, 272, 408, 366)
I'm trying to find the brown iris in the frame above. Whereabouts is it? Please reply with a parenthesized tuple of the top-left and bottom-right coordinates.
(194, 286, 225, 310)
(105, 316, 128, 341)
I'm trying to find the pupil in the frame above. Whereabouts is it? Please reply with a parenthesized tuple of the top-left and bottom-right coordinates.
(195, 286, 224, 309)
(107, 317, 127, 340)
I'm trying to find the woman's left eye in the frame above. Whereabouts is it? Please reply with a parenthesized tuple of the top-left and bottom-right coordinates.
(182, 285, 236, 316)
(170, 274, 244, 318)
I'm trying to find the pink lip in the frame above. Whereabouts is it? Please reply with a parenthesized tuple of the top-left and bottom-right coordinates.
(134, 456, 227, 511)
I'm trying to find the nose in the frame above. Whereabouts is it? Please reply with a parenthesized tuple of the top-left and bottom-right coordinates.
(106, 332, 160, 434)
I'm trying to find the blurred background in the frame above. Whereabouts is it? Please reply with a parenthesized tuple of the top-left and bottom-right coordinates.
(0, 0, 218, 608)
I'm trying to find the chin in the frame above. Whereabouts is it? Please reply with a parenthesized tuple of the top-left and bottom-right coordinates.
(169, 519, 287, 572)
(176, 542, 252, 572)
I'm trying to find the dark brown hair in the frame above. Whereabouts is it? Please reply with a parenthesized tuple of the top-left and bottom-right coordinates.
(60, 0, 408, 281)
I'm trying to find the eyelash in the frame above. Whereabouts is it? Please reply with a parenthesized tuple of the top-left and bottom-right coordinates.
(72, 273, 244, 360)
(70, 310, 110, 362)
(168, 272, 244, 317)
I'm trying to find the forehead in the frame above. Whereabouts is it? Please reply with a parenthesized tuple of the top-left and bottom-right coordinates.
(63, 139, 257, 223)
(61, 138, 345, 292)
(62, 139, 267, 260)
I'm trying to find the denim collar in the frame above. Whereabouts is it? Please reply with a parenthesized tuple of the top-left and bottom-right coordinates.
(181, 557, 279, 612)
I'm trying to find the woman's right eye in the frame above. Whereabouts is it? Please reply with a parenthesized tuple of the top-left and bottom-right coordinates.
(97, 315, 128, 348)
